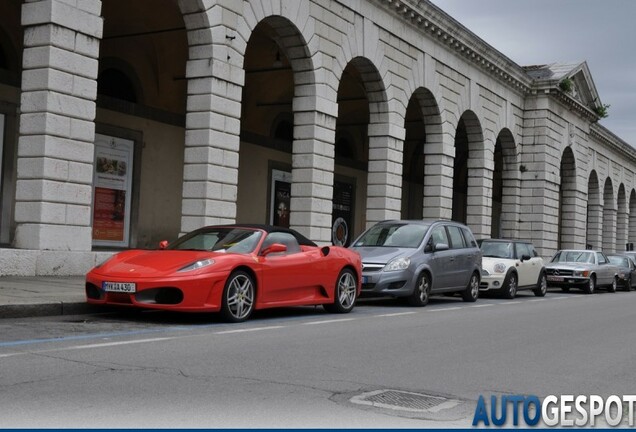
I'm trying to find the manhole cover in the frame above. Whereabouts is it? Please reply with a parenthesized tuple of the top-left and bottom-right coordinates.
(350, 389, 460, 413)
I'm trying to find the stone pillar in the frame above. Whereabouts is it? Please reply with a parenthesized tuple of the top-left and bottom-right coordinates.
(616, 205, 628, 252)
(499, 159, 521, 239)
(15, 0, 102, 251)
(365, 121, 405, 228)
(179, 18, 243, 234)
(629, 204, 636, 249)
(586, 203, 603, 249)
(603, 206, 617, 253)
(290, 97, 338, 244)
(465, 143, 494, 239)
(422, 131, 454, 220)
(560, 187, 587, 250)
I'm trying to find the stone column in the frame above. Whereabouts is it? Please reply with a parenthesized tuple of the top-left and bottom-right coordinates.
(365, 121, 405, 228)
(290, 97, 338, 244)
(466, 143, 494, 239)
(586, 203, 603, 249)
(179, 15, 243, 234)
(602, 206, 617, 253)
(422, 132, 454, 220)
(499, 159, 521, 239)
(15, 0, 102, 251)
(616, 206, 628, 252)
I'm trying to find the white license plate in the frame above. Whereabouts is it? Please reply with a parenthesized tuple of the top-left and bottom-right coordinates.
(103, 282, 136, 293)
(547, 276, 564, 282)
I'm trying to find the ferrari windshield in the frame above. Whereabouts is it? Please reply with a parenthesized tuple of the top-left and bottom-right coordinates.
(168, 227, 263, 253)
(353, 223, 429, 248)
(551, 251, 594, 264)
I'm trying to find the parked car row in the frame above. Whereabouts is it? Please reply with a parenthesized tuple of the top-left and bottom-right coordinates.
(85, 220, 634, 323)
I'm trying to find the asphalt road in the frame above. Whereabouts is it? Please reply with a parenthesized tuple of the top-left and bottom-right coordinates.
(1, 289, 635, 428)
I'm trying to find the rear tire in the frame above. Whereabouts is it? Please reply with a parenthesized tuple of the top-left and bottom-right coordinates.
(324, 268, 357, 313)
(607, 277, 617, 293)
(407, 273, 431, 307)
(625, 276, 632, 292)
(461, 273, 479, 302)
(534, 273, 548, 297)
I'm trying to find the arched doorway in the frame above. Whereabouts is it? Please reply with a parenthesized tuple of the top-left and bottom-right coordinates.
(557, 147, 577, 250)
(491, 129, 518, 238)
(602, 177, 616, 252)
(616, 184, 627, 252)
(452, 111, 484, 226)
(585, 170, 601, 249)
(629, 189, 636, 250)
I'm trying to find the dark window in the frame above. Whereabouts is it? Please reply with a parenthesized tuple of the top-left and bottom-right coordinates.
(447, 225, 466, 249)
(98, 68, 137, 103)
(261, 232, 301, 255)
(516, 243, 532, 259)
(273, 120, 293, 141)
(460, 227, 477, 248)
(429, 226, 449, 247)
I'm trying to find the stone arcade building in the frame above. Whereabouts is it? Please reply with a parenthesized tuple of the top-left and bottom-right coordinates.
(0, 0, 634, 275)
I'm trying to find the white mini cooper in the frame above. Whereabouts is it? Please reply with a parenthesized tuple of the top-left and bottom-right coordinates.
(478, 239, 547, 299)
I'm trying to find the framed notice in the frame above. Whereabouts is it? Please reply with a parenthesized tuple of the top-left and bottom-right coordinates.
(91, 133, 134, 247)
(332, 180, 354, 246)
(270, 169, 292, 228)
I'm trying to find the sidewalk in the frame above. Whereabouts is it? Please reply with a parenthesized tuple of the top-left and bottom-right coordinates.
(0, 276, 94, 319)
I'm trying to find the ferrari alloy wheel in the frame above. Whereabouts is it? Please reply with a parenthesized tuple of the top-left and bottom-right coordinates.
(324, 268, 357, 313)
(534, 273, 548, 297)
(407, 272, 430, 307)
(221, 271, 255, 322)
(461, 273, 479, 302)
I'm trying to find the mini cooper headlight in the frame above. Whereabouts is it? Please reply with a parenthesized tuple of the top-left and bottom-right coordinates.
(384, 257, 411, 272)
(493, 263, 507, 273)
(178, 259, 215, 272)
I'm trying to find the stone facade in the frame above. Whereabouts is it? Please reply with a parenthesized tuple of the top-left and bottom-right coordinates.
(0, 0, 635, 275)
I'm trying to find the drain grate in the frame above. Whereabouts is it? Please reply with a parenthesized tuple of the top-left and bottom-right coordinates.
(350, 389, 460, 413)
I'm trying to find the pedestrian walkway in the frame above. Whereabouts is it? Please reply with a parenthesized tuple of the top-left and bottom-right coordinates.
(0, 276, 92, 319)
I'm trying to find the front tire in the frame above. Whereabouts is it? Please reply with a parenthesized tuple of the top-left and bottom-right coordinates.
(534, 273, 548, 297)
(221, 270, 255, 323)
(461, 273, 479, 302)
(607, 277, 617, 293)
(583, 275, 596, 294)
(502, 271, 517, 299)
(324, 268, 357, 313)
(407, 272, 431, 307)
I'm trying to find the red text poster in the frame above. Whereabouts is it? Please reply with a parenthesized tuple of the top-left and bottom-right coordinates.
(92, 187, 126, 242)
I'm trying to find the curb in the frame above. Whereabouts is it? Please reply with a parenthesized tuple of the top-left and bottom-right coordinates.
(0, 301, 99, 319)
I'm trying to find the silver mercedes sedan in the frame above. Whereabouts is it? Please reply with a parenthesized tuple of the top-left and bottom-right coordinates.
(545, 249, 619, 294)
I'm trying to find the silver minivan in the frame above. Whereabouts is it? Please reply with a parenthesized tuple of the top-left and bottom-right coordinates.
(350, 220, 482, 306)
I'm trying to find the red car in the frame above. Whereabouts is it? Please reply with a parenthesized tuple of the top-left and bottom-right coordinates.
(86, 225, 362, 322)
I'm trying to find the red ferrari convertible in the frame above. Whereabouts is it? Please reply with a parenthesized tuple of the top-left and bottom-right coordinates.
(86, 225, 362, 322)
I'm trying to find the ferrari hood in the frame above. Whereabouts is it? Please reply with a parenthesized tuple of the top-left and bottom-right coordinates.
(93, 250, 229, 277)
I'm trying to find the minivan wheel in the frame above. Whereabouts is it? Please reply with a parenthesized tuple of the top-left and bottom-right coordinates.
(407, 273, 431, 307)
(461, 273, 479, 302)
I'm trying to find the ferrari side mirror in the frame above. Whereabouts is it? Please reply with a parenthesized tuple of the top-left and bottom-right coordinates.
(262, 243, 287, 256)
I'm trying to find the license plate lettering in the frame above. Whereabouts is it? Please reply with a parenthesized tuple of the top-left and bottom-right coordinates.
(103, 282, 136, 293)
(547, 276, 564, 282)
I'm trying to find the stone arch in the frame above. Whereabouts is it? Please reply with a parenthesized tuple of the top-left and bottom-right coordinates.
(491, 128, 519, 238)
(602, 177, 616, 252)
(616, 184, 628, 252)
(453, 110, 487, 237)
(585, 170, 601, 249)
(335, 55, 391, 240)
(629, 189, 636, 250)
(236, 15, 317, 235)
(557, 147, 577, 250)
(401, 87, 443, 220)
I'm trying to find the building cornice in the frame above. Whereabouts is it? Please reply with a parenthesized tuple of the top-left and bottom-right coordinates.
(372, 0, 533, 95)
(590, 123, 636, 164)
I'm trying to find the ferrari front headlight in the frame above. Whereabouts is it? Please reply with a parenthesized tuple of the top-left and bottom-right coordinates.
(178, 259, 215, 272)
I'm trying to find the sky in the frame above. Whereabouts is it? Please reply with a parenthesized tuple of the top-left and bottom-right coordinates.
(430, 0, 636, 147)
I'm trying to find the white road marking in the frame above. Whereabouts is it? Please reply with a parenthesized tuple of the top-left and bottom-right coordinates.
(501, 301, 522, 305)
(377, 312, 418, 317)
(529, 299, 547, 302)
(469, 304, 494, 308)
(430, 307, 463, 312)
(216, 325, 285, 334)
(303, 318, 356, 325)
(66, 337, 175, 350)
(551, 296, 569, 300)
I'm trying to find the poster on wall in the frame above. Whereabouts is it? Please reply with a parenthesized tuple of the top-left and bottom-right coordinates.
(92, 133, 134, 247)
(332, 180, 354, 247)
(270, 170, 292, 228)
